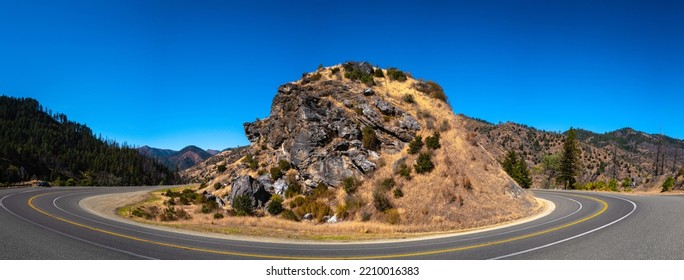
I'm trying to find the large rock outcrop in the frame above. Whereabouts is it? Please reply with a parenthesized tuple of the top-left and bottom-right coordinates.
(243, 77, 420, 187)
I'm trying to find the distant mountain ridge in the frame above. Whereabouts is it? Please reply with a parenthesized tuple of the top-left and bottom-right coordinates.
(137, 145, 214, 171)
(462, 116, 683, 189)
(0, 96, 177, 186)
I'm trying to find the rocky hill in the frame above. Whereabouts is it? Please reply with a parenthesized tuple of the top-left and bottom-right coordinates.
(138, 145, 214, 171)
(462, 116, 684, 190)
(179, 62, 538, 231)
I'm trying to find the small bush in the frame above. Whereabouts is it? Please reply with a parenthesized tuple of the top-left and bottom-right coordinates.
(309, 72, 322, 81)
(386, 67, 407, 82)
(439, 120, 451, 132)
(378, 177, 396, 192)
(336, 204, 349, 220)
(214, 182, 222, 190)
(217, 164, 227, 173)
(213, 212, 224, 219)
(403, 94, 415, 104)
(373, 191, 393, 212)
(281, 209, 299, 222)
(360, 75, 375, 86)
(201, 200, 219, 214)
(393, 188, 404, 198)
(267, 194, 284, 215)
(242, 154, 258, 171)
(362, 126, 380, 151)
(289, 196, 306, 208)
(358, 211, 372, 222)
(344, 195, 365, 212)
(425, 132, 441, 150)
(408, 136, 424, 154)
(397, 163, 412, 180)
(270, 166, 283, 180)
(330, 67, 340, 74)
(386, 209, 401, 225)
(278, 160, 291, 171)
(414, 152, 435, 174)
(373, 67, 384, 78)
(285, 181, 302, 198)
(296, 200, 333, 223)
(232, 194, 253, 216)
(662, 177, 675, 192)
(342, 176, 358, 194)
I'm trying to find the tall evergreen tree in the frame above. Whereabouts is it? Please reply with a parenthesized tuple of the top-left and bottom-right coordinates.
(559, 128, 581, 189)
(502, 150, 532, 188)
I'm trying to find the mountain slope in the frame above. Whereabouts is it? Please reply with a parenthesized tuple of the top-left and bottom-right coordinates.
(0, 96, 177, 186)
(138, 145, 213, 171)
(179, 62, 538, 231)
(462, 116, 684, 189)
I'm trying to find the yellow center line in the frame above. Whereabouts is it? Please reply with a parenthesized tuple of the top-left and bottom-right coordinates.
(28, 192, 608, 259)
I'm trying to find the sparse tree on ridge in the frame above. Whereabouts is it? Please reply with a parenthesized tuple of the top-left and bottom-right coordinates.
(559, 128, 581, 190)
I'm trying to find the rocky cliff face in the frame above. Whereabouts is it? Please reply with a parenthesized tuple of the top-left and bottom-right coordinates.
(182, 62, 538, 230)
(243, 78, 420, 187)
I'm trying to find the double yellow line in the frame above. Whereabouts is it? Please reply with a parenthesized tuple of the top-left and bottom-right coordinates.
(28, 192, 608, 259)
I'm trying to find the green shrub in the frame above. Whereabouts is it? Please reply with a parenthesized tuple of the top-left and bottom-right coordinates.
(214, 182, 222, 190)
(373, 191, 393, 212)
(284, 181, 301, 198)
(242, 154, 258, 171)
(270, 166, 283, 180)
(232, 194, 253, 216)
(414, 152, 435, 174)
(295, 200, 333, 223)
(330, 67, 340, 74)
(362, 126, 380, 151)
(309, 72, 322, 81)
(342, 176, 358, 194)
(378, 177, 395, 192)
(373, 67, 384, 78)
(267, 194, 284, 215)
(408, 136, 423, 154)
(278, 160, 291, 171)
(386, 209, 401, 225)
(336, 204, 349, 220)
(397, 163, 412, 180)
(393, 188, 404, 198)
(281, 209, 300, 222)
(662, 177, 675, 192)
(360, 75, 375, 86)
(213, 212, 224, 219)
(425, 132, 441, 149)
(386, 68, 407, 82)
(217, 164, 227, 173)
(289, 196, 306, 208)
(344, 195, 365, 212)
(403, 94, 415, 104)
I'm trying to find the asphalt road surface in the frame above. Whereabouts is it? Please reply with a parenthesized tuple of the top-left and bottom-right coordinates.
(1, 186, 683, 259)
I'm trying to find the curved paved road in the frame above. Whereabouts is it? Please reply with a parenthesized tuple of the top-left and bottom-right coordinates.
(1, 187, 682, 259)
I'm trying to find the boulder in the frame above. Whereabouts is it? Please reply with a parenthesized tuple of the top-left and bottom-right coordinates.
(230, 175, 271, 209)
(363, 88, 375, 96)
(258, 174, 274, 192)
(274, 178, 287, 196)
(352, 154, 376, 174)
(375, 99, 396, 115)
(398, 114, 421, 131)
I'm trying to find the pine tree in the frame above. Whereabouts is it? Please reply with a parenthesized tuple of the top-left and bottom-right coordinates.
(502, 150, 518, 176)
(515, 159, 533, 189)
(559, 128, 581, 189)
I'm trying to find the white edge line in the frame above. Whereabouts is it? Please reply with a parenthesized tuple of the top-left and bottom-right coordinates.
(490, 194, 638, 260)
(0, 191, 156, 260)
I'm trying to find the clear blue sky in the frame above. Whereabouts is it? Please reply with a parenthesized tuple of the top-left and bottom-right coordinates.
(1, 0, 682, 150)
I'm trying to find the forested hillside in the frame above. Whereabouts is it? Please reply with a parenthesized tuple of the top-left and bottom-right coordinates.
(0, 96, 177, 186)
